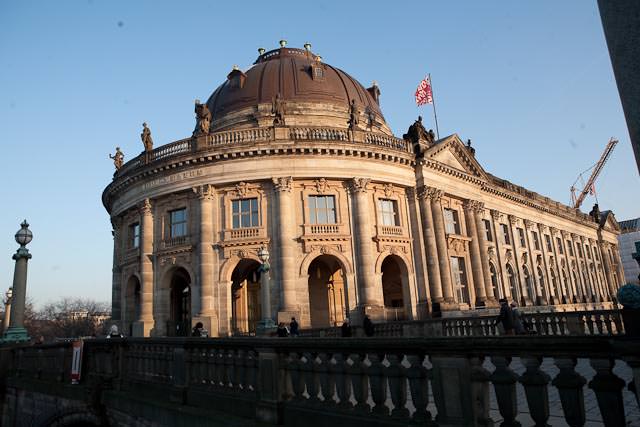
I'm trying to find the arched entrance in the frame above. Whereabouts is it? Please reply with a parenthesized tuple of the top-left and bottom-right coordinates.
(231, 259, 262, 335)
(169, 268, 191, 337)
(380, 255, 408, 321)
(124, 275, 141, 336)
(308, 255, 346, 328)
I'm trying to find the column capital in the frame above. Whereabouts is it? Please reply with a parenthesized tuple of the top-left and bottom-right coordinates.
(538, 224, 549, 233)
(490, 209, 502, 221)
(524, 219, 535, 229)
(192, 184, 215, 200)
(350, 177, 371, 194)
(138, 198, 152, 215)
(272, 176, 293, 193)
(463, 199, 485, 213)
(508, 214, 519, 225)
(562, 230, 571, 238)
(549, 226, 559, 235)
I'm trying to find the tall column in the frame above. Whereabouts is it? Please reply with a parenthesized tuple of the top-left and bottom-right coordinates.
(522, 220, 540, 304)
(508, 215, 529, 303)
(273, 177, 298, 317)
(549, 227, 565, 302)
(571, 233, 586, 301)
(579, 236, 594, 301)
(612, 244, 625, 285)
(350, 178, 381, 310)
(561, 231, 577, 302)
(417, 186, 443, 303)
(193, 184, 218, 335)
(464, 201, 486, 305)
(2, 289, 12, 333)
(599, 241, 616, 298)
(490, 210, 508, 299)
(472, 202, 496, 305)
(135, 198, 154, 336)
(430, 188, 455, 304)
(406, 187, 430, 319)
(110, 216, 123, 323)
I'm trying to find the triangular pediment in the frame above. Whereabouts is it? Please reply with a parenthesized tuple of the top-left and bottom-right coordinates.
(422, 134, 489, 181)
(600, 211, 621, 232)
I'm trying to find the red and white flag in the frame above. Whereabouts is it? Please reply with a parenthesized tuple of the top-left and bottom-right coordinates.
(415, 76, 433, 106)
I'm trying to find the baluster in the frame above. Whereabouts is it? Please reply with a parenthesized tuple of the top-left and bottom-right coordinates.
(560, 316, 569, 336)
(470, 356, 493, 426)
(302, 352, 319, 403)
(225, 349, 235, 388)
(346, 353, 370, 413)
(406, 353, 434, 423)
(316, 353, 332, 404)
(490, 356, 520, 427)
(245, 350, 257, 391)
(367, 352, 388, 416)
(585, 315, 595, 335)
(330, 353, 351, 409)
(593, 314, 604, 335)
(623, 356, 640, 407)
(235, 349, 246, 390)
(215, 349, 225, 387)
(519, 356, 550, 426)
(588, 358, 626, 426)
(206, 348, 216, 386)
(288, 352, 305, 401)
(551, 357, 586, 426)
(386, 353, 408, 418)
(549, 315, 559, 336)
(612, 312, 623, 335)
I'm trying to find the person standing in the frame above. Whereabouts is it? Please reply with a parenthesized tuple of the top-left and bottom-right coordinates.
(494, 299, 515, 335)
(276, 322, 289, 337)
(363, 314, 375, 337)
(341, 318, 352, 337)
(289, 317, 299, 337)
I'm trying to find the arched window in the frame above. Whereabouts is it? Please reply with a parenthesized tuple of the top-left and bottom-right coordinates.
(523, 266, 535, 303)
(537, 266, 545, 301)
(489, 262, 501, 299)
(562, 269, 569, 303)
(550, 268, 558, 302)
(506, 264, 517, 301)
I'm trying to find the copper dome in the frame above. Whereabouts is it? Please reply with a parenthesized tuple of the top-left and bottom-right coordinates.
(205, 46, 390, 133)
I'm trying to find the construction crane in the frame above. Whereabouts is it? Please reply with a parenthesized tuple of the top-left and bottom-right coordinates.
(570, 137, 618, 209)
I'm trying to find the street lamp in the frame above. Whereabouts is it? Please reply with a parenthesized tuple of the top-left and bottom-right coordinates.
(2, 220, 33, 343)
(256, 246, 275, 335)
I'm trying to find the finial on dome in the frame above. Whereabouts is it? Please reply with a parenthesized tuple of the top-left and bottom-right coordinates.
(279, 39, 287, 47)
(372, 80, 378, 87)
(258, 47, 265, 55)
(304, 42, 311, 51)
(233, 64, 239, 71)
(316, 55, 322, 63)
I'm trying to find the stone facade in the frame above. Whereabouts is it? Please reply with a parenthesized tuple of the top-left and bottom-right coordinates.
(618, 218, 640, 284)
(102, 46, 623, 337)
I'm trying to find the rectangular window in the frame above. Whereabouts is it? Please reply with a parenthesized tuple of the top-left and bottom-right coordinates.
(545, 235, 552, 252)
(170, 209, 187, 237)
(378, 199, 399, 226)
(501, 224, 511, 245)
(309, 195, 337, 224)
(517, 228, 526, 247)
(443, 208, 460, 234)
(483, 219, 493, 242)
(576, 242, 583, 258)
(567, 240, 574, 256)
(450, 257, 469, 303)
(556, 237, 564, 254)
(532, 231, 540, 250)
(130, 223, 140, 248)
(232, 198, 259, 229)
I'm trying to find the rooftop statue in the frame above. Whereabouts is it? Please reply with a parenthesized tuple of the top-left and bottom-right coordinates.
(403, 116, 435, 156)
(589, 203, 601, 223)
(193, 99, 211, 136)
(141, 122, 153, 152)
(272, 93, 285, 126)
(466, 138, 476, 156)
(348, 99, 359, 130)
(109, 147, 124, 170)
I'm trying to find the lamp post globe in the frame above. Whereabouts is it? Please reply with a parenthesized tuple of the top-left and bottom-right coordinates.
(15, 220, 33, 247)
(258, 246, 269, 263)
(5, 287, 12, 304)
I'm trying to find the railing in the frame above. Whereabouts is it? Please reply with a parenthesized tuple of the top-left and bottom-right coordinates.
(206, 128, 272, 146)
(309, 224, 340, 234)
(225, 227, 261, 240)
(364, 132, 412, 152)
(4, 336, 639, 426)
(289, 127, 349, 142)
(379, 225, 403, 236)
(149, 138, 193, 162)
(161, 235, 190, 249)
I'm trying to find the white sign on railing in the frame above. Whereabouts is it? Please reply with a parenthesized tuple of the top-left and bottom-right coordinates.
(70, 340, 84, 384)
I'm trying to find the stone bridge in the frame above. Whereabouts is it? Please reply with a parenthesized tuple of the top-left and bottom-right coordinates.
(1, 332, 639, 426)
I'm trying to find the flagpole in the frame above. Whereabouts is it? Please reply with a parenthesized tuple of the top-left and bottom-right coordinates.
(429, 74, 440, 140)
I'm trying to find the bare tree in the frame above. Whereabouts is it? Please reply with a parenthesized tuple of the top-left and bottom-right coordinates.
(34, 297, 111, 341)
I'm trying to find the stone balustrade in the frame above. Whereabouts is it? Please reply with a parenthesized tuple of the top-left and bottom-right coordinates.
(3, 336, 639, 426)
(160, 235, 190, 249)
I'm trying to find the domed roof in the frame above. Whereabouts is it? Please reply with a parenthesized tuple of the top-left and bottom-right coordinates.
(205, 45, 390, 134)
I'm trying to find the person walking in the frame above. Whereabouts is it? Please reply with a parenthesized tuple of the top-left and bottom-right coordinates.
(192, 321, 208, 337)
(363, 314, 375, 337)
(106, 325, 124, 339)
(494, 299, 515, 335)
(341, 318, 352, 337)
(510, 302, 526, 335)
(289, 317, 299, 337)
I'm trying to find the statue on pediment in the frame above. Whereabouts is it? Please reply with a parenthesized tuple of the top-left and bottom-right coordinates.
(272, 92, 285, 126)
(403, 116, 435, 156)
(109, 147, 124, 170)
(589, 203, 600, 223)
(193, 99, 211, 136)
(348, 99, 359, 130)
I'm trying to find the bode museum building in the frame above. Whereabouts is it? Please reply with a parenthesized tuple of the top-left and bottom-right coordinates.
(102, 43, 625, 337)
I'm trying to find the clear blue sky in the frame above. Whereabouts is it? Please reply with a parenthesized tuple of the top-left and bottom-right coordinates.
(1, 1, 638, 308)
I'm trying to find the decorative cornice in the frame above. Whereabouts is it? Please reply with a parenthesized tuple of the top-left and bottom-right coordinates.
(192, 184, 215, 200)
(273, 176, 293, 193)
(350, 177, 371, 194)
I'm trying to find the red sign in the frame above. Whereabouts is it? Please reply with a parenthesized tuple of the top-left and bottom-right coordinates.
(70, 340, 83, 384)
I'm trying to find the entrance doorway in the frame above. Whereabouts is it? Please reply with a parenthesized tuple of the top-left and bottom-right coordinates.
(124, 276, 141, 336)
(169, 268, 191, 337)
(308, 255, 346, 328)
(381, 255, 406, 321)
(231, 259, 262, 335)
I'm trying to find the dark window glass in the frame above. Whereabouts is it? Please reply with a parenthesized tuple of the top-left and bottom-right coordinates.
(232, 198, 259, 229)
(450, 257, 469, 303)
(517, 228, 526, 247)
(170, 209, 187, 237)
(444, 209, 460, 234)
(130, 223, 140, 248)
(501, 224, 511, 245)
(532, 231, 540, 250)
(556, 237, 564, 254)
(309, 195, 337, 224)
(545, 235, 552, 252)
(567, 240, 574, 256)
(483, 219, 493, 242)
